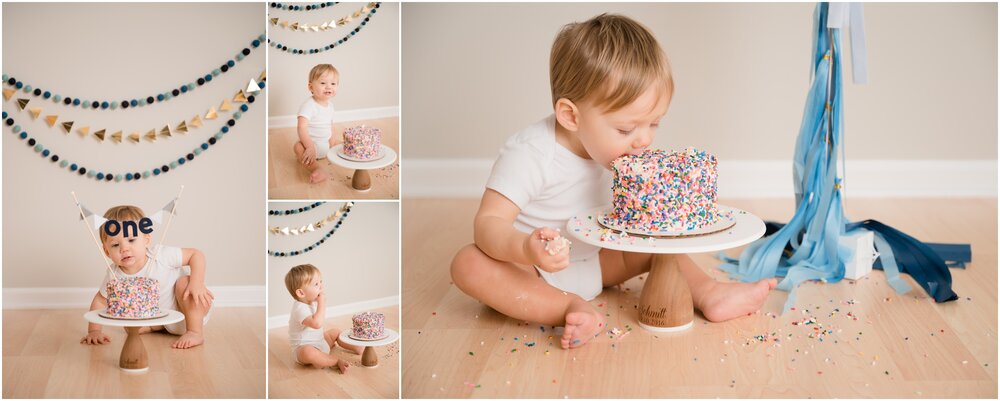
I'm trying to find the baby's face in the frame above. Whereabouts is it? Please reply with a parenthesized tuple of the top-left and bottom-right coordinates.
(574, 86, 671, 169)
(103, 232, 151, 271)
(308, 72, 339, 100)
(298, 273, 324, 303)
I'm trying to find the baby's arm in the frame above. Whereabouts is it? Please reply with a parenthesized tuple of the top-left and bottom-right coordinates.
(300, 293, 326, 329)
(474, 189, 569, 272)
(297, 116, 316, 165)
(81, 292, 111, 345)
(181, 247, 213, 307)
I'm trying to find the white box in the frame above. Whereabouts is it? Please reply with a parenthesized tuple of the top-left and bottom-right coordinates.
(840, 230, 878, 280)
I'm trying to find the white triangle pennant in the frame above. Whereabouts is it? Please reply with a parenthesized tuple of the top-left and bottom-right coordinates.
(149, 210, 165, 225)
(79, 205, 94, 220)
(91, 215, 109, 231)
(247, 79, 261, 93)
(161, 199, 179, 215)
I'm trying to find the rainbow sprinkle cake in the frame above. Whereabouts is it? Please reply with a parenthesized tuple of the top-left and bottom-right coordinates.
(105, 277, 160, 318)
(352, 311, 385, 340)
(607, 147, 723, 233)
(343, 126, 382, 160)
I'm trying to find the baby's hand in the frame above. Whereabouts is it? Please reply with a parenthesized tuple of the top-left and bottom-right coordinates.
(335, 358, 350, 374)
(81, 330, 111, 345)
(300, 145, 317, 165)
(524, 227, 570, 273)
(184, 282, 215, 308)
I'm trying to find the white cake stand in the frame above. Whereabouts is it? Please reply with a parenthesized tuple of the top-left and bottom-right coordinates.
(326, 144, 398, 192)
(84, 309, 185, 373)
(566, 205, 765, 332)
(338, 328, 399, 368)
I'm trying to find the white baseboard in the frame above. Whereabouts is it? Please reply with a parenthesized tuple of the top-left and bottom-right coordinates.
(269, 106, 399, 128)
(2, 286, 265, 309)
(403, 159, 998, 198)
(268, 295, 399, 329)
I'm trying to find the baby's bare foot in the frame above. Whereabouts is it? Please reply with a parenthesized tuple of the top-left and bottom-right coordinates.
(696, 278, 776, 322)
(335, 359, 350, 374)
(171, 331, 205, 349)
(310, 169, 328, 183)
(560, 301, 605, 349)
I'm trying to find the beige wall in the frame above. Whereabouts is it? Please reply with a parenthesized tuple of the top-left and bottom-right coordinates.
(2, 3, 266, 288)
(267, 1, 399, 117)
(402, 3, 997, 160)
(268, 202, 399, 318)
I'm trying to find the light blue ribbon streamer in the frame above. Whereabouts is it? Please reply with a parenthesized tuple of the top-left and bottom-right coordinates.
(718, 3, 886, 313)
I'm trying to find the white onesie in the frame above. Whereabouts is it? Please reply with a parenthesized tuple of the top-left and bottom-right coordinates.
(100, 245, 211, 335)
(297, 97, 336, 158)
(485, 114, 611, 301)
(288, 300, 330, 363)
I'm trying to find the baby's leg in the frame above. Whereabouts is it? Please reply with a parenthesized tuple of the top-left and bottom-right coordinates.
(297, 346, 347, 373)
(171, 275, 211, 349)
(325, 328, 363, 355)
(671, 254, 776, 322)
(599, 249, 652, 287)
(292, 141, 328, 183)
(451, 244, 604, 349)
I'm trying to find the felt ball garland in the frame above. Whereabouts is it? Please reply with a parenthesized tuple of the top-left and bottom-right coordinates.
(267, 3, 379, 55)
(268, 202, 354, 257)
(270, 2, 338, 11)
(2, 34, 264, 110)
(2, 81, 263, 182)
(269, 202, 324, 215)
(269, 2, 377, 32)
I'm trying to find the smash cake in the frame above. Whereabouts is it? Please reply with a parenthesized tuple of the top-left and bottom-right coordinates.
(605, 147, 728, 233)
(342, 125, 382, 160)
(105, 277, 161, 319)
(351, 311, 385, 340)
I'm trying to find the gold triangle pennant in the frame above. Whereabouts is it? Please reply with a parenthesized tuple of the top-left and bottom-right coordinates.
(270, 17, 279, 25)
(233, 90, 248, 103)
(128, 132, 140, 143)
(17, 98, 29, 110)
(353, 10, 362, 18)
(160, 125, 171, 137)
(205, 107, 218, 120)
(29, 108, 42, 119)
(3, 88, 16, 101)
(94, 129, 106, 142)
(145, 129, 157, 142)
(78, 126, 90, 137)
(176, 120, 188, 133)
(111, 130, 122, 143)
(219, 98, 232, 111)
(259, 70, 267, 81)
(62, 121, 74, 133)
(45, 115, 58, 127)
(290, 22, 299, 31)
(279, 20, 289, 28)
(190, 115, 203, 128)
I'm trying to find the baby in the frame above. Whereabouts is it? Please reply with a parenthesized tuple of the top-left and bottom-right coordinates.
(284, 264, 362, 373)
(450, 14, 777, 349)
(81, 205, 213, 349)
(294, 63, 341, 183)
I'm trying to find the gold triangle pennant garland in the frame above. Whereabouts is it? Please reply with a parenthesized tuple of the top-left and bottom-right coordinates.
(267, 3, 378, 32)
(267, 202, 355, 257)
(1, 71, 265, 145)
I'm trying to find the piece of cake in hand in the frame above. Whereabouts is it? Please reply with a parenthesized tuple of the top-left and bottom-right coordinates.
(105, 277, 161, 319)
(607, 147, 726, 233)
(342, 125, 382, 160)
(351, 311, 386, 340)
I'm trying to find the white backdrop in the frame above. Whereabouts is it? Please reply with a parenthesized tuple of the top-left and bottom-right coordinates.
(3, 3, 266, 301)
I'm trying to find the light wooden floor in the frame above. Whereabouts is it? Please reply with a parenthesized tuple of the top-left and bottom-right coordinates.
(402, 198, 998, 398)
(3, 307, 265, 398)
(268, 117, 400, 200)
(268, 305, 400, 399)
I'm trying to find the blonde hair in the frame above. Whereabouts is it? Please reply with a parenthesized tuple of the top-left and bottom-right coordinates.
(285, 264, 321, 300)
(308, 64, 339, 83)
(550, 14, 674, 112)
(99, 205, 146, 244)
